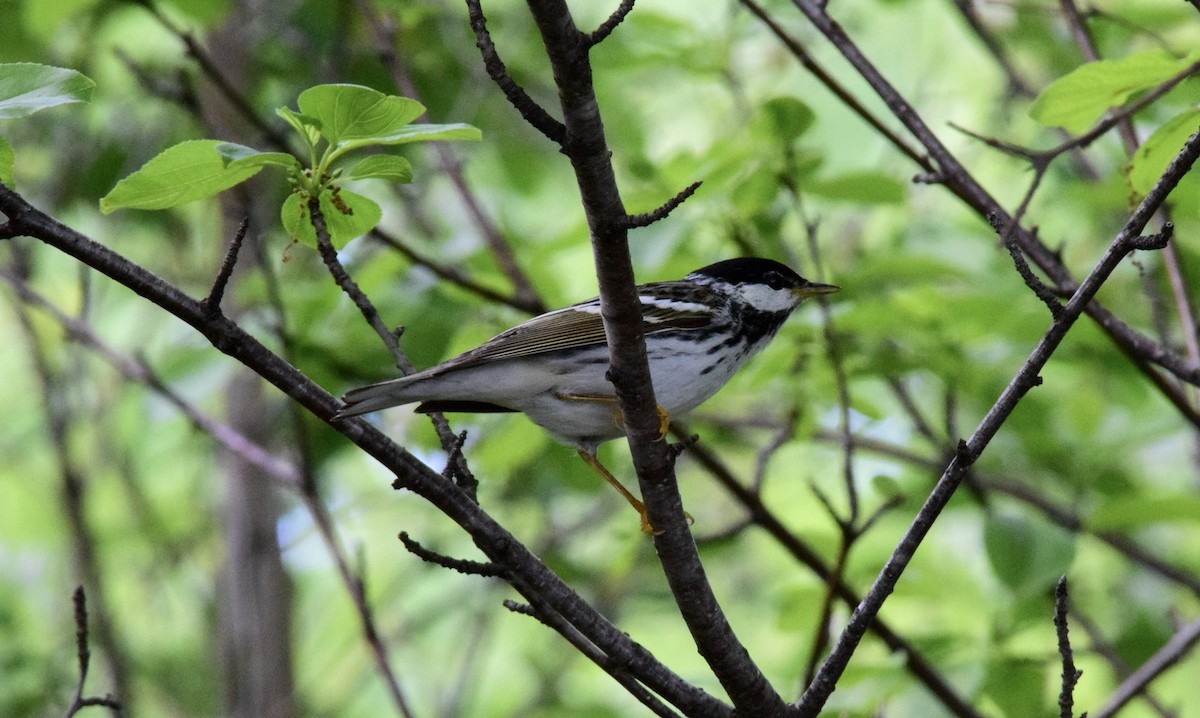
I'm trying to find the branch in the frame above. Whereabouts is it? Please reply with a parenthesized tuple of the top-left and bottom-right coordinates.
(791, 425, 1200, 598)
(308, 198, 478, 495)
(1091, 617, 1200, 718)
(11, 245, 422, 715)
(351, 0, 548, 313)
(4, 257, 416, 715)
(796, 126, 1200, 716)
(368, 226, 543, 314)
(200, 216, 248, 317)
(502, 593, 685, 718)
(10, 256, 134, 708)
(0, 182, 728, 718)
(0, 267, 302, 487)
(64, 587, 121, 718)
(584, 0, 636, 47)
(623, 181, 702, 229)
(674, 425, 986, 718)
(398, 531, 506, 578)
(518, 0, 785, 713)
(949, 0, 1036, 97)
(465, 0, 566, 143)
(767, 0, 1200, 398)
(132, 0, 294, 152)
(738, 0, 927, 167)
(1054, 578, 1082, 718)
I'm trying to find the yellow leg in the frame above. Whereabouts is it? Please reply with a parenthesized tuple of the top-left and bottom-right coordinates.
(557, 392, 671, 439)
(577, 449, 661, 535)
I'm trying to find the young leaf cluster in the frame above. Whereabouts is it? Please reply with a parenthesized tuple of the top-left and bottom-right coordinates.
(100, 83, 480, 248)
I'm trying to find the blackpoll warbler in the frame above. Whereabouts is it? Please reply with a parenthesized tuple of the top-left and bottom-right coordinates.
(338, 257, 838, 532)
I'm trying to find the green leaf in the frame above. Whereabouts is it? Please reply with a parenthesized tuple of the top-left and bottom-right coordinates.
(281, 188, 382, 249)
(1129, 110, 1200, 194)
(0, 63, 94, 119)
(275, 106, 323, 148)
(1029, 50, 1200, 132)
(215, 142, 301, 173)
(806, 171, 906, 204)
(982, 657, 1045, 718)
(348, 155, 413, 182)
(100, 139, 264, 213)
(296, 84, 425, 144)
(0, 136, 13, 186)
(336, 122, 482, 154)
(1087, 493, 1200, 531)
(984, 511, 1075, 595)
(758, 96, 815, 144)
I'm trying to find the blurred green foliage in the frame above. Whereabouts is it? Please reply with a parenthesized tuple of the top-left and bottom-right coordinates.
(1, 0, 1199, 717)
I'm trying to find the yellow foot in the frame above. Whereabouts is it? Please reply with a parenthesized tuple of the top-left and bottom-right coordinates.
(633, 500, 664, 536)
(655, 404, 670, 440)
(577, 449, 694, 535)
(634, 501, 692, 535)
(630, 403, 671, 440)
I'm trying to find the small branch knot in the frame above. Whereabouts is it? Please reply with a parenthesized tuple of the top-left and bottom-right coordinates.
(668, 433, 700, 461)
(399, 532, 507, 578)
(1129, 221, 1173, 252)
(954, 439, 977, 466)
(912, 169, 946, 185)
(503, 599, 538, 617)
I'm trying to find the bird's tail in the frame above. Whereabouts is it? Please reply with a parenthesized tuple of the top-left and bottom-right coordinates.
(336, 376, 424, 419)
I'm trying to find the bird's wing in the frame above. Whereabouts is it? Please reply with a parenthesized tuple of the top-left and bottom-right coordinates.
(430, 285, 714, 374)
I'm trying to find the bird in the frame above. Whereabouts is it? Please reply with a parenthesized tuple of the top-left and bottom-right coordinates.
(337, 257, 838, 533)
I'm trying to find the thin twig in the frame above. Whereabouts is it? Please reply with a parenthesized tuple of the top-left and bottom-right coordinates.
(500, 591, 687, 718)
(950, 0, 1036, 98)
(673, 423, 985, 718)
(750, 408, 797, 492)
(623, 181, 702, 229)
(799, 426, 1200, 598)
(1071, 609, 1176, 718)
(465, 0, 566, 143)
(518, 0, 786, 712)
(352, 0, 547, 312)
(797, 127, 1198, 716)
(64, 587, 121, 718)
(309, 198, 478, 493)
(201, 217, 249, 317)
(0, 268, 302, 486)
(885, 375, 941, 446)
(768, 0, 1200, 400)
(10, 257, 133, 711)
(398, 531, 507, 577)
(1091, 618, 1200, 718)
(131, 0, 293, 151)
(584, 0, 636, 47)
(368, 226, 543, 314)
(1054, 577, 1082, 718)
(738, 0, 927, 168)
(0, 182, 731, 718)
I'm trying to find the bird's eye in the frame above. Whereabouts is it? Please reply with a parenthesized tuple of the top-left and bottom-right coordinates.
(764, 270, 785, 289)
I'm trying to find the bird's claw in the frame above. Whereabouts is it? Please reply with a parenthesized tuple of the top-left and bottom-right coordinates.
(609, 402, 671, 440)
(634, 501, 693, 535)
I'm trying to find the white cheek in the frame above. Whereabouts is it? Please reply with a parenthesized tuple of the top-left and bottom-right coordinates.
(737, 284, 797, 312)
